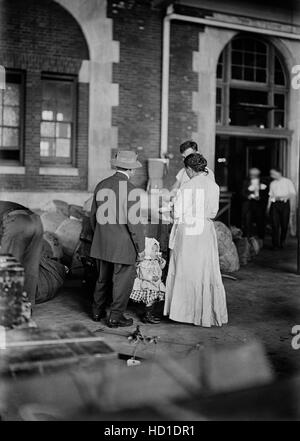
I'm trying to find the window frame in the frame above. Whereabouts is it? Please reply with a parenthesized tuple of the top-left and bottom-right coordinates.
(40, 72, 77, 166)
(0, 69, 25, 165)
(216, 36, 289, 131)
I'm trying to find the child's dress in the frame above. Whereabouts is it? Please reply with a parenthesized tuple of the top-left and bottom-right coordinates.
(130, 238, 166, 307)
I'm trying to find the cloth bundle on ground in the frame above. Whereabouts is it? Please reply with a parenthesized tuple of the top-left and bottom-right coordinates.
(231, 227, 261, 266)
(213, 221, 240, 273)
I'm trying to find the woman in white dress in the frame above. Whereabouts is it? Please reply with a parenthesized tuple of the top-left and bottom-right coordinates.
(164, 153, 228, 327)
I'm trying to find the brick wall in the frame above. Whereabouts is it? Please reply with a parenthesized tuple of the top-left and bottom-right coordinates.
(108, 0, 200, 189)
(0, 0, 89, 191)
(166, 21, 201, 189)
(108, 0, 163, 188)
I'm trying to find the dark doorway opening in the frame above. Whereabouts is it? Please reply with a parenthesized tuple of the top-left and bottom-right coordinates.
(215, 135, 287, 227)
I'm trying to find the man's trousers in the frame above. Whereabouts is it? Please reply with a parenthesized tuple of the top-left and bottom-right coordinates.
(242, 200, 266, 239)
(0, 211, 44, 305)
(270, 201, 290, 248)
(93, 259, 136, 320)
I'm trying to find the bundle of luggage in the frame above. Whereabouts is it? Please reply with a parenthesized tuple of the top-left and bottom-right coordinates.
(38, 199, 95, 285)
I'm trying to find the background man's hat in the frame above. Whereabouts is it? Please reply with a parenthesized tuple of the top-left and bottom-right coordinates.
(111, 150, 142, 169)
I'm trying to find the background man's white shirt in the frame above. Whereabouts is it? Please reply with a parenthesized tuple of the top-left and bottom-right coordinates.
(269, 177, 296, 202)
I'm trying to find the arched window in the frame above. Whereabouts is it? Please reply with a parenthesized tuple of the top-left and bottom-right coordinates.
(216, 35, 288, 129)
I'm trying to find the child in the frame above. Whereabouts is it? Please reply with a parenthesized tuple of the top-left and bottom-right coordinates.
(130, 238, 166, 324)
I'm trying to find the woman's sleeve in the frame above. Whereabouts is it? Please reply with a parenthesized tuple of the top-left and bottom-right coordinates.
(173, 189, 184, 222)
(176, 168, 185, 184)
(208, 184, 220, 219)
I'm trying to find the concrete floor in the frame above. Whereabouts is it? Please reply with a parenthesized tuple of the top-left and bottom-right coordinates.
(33, 237, 300, 379)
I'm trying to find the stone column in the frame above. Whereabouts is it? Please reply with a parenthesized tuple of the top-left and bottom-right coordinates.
(192, 27, 236, 170)
(55, 0, 119, 191)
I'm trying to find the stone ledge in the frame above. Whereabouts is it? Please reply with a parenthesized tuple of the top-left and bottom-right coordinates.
(39, 167, 79, 176)
(0, 166, 26, 175)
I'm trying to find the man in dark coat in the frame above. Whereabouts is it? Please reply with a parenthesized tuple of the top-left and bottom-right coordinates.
(90, 151, 145, 328)
(241, 168, 268, 242)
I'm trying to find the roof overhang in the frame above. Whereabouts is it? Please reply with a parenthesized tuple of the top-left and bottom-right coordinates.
(152, 0, 174, 8)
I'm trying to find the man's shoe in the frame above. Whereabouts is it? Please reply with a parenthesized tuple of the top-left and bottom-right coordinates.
(107, 314, 133, 328)
(92, 310, 106, 322)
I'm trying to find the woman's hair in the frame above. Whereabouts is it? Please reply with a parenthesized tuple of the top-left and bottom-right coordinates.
(179, 140, 198, 154)
(184, 153, 208, 174)
(270, 167, 282, 174)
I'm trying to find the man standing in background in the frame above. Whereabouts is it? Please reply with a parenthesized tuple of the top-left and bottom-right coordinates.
(268, 168, 296, 249)
(241, 168, 268, 245)
(172, 140, 215, 192)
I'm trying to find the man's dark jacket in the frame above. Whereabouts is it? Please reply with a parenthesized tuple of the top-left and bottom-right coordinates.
(90, 172, 145, 265)
(241, 178, 268, 206)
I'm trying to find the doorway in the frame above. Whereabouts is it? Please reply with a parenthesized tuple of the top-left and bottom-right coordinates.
(215, 135, 287, 226)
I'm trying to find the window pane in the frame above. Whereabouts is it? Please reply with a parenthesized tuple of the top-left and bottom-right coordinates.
(56, 101, 72, 121)
(256, 54, 267, 68)
(56, 138, 71, 158)
(57, 82, 72, 101)
(255, 69, 267, 83)
(42, 99, 56, 120)
(275, 70, 285, 86)
(216, 87, 222, 105)
(232, 65, 243, 80)
(244, 52, 254, 66)
(0, 71, 23, 162)
(217, 63, 223, 79)
(275, 94, 285, 110)
(232, 50, 243, 65)
(56, 122, 71, 138)
(3, 106, 19, 127)
(230, 38, 268, 83)
(42, 110, 55, 121)
(0, 149, 20, 161)
(2, 128, 19, 147)
(254, 40, 267, 54)
(41, 77, 75, 163)
(274, 56, 285, 85)
(42, 81, 57, 100)
(40, 139, 55, 157)
(4, 84, 20, 106)
(274, 111, 284, 128)
(244, 67, 254, 81)
(41, 122, 55, 137)
(216, 106, 222, 125)
(230, 88, 269, 127)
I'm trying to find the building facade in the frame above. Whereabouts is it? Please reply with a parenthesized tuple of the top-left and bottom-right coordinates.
(0, 0, 299, 222)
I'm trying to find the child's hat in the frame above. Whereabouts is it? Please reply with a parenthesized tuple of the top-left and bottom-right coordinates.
(145, 237, 160, 259)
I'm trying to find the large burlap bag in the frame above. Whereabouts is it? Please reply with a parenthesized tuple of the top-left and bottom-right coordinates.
(234, 237, 251, 266)
(55, 218, 82, 257)
(213, 221, 240, 272)
(40, 211, 68, 234)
